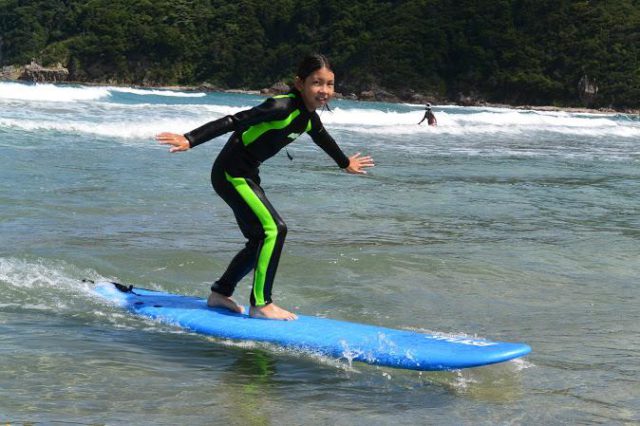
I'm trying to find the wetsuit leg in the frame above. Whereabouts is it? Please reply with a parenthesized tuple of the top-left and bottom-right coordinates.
(210, 168, 287, 306)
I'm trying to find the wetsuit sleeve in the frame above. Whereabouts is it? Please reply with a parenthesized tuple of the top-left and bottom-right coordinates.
(308, 114, 350, 169)
(184, 116, 236, 148)
(184, 97, 288, 148)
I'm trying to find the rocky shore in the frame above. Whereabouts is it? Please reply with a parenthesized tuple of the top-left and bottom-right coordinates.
(2, 62, 637, 115)
(1, 61, 69, 82)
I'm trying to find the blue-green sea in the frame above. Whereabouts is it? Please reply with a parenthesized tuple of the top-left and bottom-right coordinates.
(1, 81, 639, 425)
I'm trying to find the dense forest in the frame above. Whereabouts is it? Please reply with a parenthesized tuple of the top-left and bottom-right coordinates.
(1, 0, 639, 108)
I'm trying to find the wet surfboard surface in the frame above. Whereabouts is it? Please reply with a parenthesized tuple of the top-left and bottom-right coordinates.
(93, 281, 531, 371)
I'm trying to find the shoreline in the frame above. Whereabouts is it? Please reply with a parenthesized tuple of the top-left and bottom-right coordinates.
(156, 84, 639, 115)
(2, 77, 638, 116)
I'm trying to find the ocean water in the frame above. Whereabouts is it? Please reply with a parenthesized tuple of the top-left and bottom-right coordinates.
(1, 81, 639, 425)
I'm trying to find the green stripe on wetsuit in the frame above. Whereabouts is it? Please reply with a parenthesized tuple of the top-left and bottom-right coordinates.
(242, 109, 301, 146)
(241, 94, 313, 146)
(224, 172, 278, 306)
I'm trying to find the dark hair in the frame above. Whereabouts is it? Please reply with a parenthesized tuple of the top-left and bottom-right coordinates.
(296, 54, 333, 81)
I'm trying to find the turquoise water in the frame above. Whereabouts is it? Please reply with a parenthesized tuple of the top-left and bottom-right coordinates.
(1, 81, 639, 424)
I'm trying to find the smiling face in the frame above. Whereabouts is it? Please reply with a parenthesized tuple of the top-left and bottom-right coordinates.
(294, 67, 335, 111)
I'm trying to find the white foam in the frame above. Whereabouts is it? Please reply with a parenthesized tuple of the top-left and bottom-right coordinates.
(0, 257, 96, 292)
(2, 81, 639, 142)
(0, 258, 154, 331)
(205, 337, 359, 371)
(0, 117, 207, 140)
(108, 86, 206, 98)
(0, 82, 208, 104)
(0, 81, 110, 102)
(321, 107, 640, 138)
(509, 357, 535, 371)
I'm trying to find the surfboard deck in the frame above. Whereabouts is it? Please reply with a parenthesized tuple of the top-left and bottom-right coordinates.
(92, 281, 531, 371)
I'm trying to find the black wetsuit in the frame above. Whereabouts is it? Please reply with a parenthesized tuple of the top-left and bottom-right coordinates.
(184, 90, 349, 306)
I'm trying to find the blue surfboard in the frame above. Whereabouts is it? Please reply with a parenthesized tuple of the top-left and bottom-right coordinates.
(92, 281, 531, 371)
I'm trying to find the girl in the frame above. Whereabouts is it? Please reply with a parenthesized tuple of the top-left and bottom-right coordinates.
(156, 54, 374, 320)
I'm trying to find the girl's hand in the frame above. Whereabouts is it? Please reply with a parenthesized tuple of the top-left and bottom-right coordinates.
(156, 132, 190, 153)
(345, 152, 375, 174)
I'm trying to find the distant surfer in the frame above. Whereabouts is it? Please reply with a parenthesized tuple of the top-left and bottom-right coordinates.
(156, 54, 374, 320)
(418, 103, 437, 126)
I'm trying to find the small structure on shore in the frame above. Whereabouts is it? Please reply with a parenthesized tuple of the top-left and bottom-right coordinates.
(20, 61, 69, 82)
(0, 61, 70, 83)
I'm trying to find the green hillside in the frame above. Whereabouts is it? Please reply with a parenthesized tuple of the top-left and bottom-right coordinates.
(1, 0, 639, 108)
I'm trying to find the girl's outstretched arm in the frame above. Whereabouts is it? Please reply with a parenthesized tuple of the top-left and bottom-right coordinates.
(345, 152, 375, 174)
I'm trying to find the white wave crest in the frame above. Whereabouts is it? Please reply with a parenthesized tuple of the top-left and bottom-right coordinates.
(322, 107, 640, 138)
(0, 117, 207, 140)
(0, 82, 206, 103)
(2, 84, 639, 142)
(0, 81, 111, 102)
(108, 86, 206, 98)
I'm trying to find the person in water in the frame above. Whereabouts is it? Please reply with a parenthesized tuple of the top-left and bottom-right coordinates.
(156, 54, 374, 320)
(418, 103, 437, 126)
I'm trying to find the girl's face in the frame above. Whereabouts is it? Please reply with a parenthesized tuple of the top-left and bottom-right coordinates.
(295, 67, 335, 111)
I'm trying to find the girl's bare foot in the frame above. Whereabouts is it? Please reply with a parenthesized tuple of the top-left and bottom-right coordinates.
(249, 303, 298, 321)
(207, 291, 244, 314)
